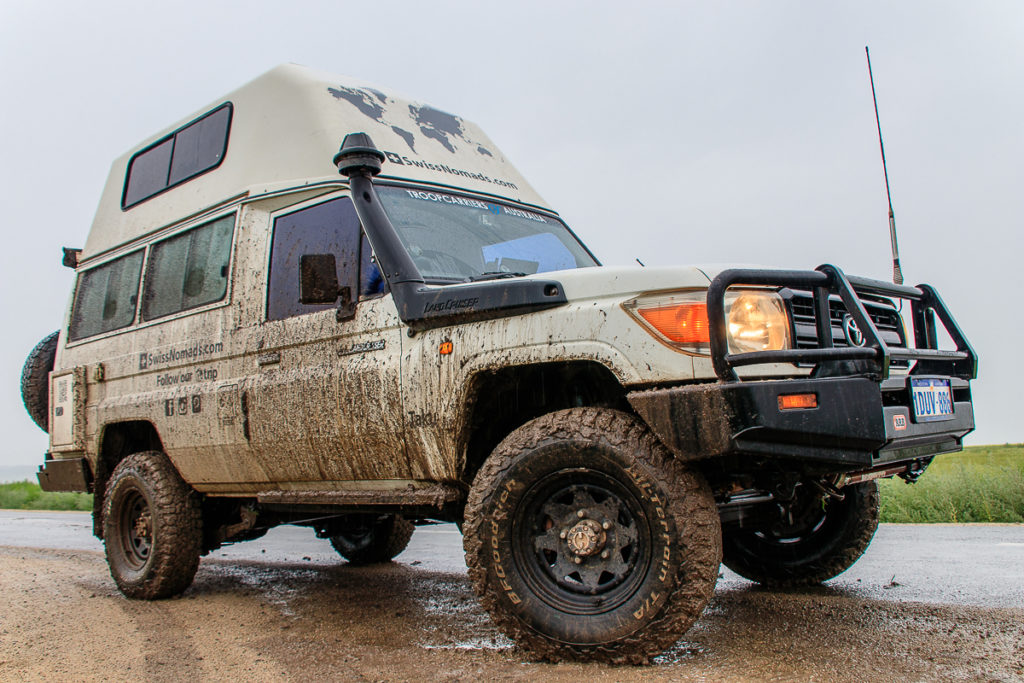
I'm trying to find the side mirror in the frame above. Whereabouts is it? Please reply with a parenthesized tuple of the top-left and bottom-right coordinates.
(299, 254, 340, 304)
(299, 254, 357, 321)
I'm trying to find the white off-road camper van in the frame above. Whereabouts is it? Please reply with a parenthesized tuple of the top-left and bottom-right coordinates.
(21, 64, 976, 662)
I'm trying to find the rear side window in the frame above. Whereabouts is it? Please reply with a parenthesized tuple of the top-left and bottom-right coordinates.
(69, 251, 144, 341)
(142, 215, 234, 320)
(122, 104, 232, 209)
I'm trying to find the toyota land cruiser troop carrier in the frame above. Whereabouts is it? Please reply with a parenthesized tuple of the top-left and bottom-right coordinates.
(21, 64, 976, 663)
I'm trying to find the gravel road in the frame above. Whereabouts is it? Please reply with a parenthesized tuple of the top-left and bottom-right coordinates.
(1, 512, 1021, 681)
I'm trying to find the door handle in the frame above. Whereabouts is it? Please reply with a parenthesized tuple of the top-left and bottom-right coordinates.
(257, 351, 281, 366)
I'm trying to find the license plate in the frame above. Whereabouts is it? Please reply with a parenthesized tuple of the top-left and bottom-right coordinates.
(911, 378, 954, 421)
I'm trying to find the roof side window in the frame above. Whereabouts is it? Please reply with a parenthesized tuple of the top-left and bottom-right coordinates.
(122, 104, 232, 209)
(268, 197, 383, 321)
(69, 250, 144, 341)
(142, 214, 235, 321)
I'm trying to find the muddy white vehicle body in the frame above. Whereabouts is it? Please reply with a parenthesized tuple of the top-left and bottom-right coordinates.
(24, 65, 976, 662)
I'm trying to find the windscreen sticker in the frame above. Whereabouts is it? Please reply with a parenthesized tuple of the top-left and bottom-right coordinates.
(402, 189, 547, 223)
(501, 206, 549, 223)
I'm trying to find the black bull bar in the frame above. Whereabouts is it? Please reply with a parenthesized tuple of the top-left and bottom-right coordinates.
(628, 264, 977, 469)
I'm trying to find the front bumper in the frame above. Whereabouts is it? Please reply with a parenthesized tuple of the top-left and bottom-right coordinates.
(628, 375, 975, 469)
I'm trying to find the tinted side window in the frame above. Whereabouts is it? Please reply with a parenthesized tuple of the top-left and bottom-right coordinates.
(168, 106, 231, 186)
(122, 103, 232, 209)
(122, 139, 174, 209)
(142, 215, 234, 320)
(69, 251, 144, 340)
(268, 198, 362, 321)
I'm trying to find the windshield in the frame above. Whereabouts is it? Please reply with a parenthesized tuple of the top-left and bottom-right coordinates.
(376, 185, 598, 282)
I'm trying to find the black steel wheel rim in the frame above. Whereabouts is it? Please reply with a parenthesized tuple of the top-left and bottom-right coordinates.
(118, 489, 152, 570)
(743, 490, 843, 560)
(511, 467, 652, 615)
(754, 508, 828, 545)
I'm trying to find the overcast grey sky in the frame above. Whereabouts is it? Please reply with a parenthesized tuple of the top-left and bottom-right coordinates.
(2, 1, 1021, 473)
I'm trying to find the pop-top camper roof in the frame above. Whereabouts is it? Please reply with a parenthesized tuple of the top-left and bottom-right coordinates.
(83, 64, 548, 260)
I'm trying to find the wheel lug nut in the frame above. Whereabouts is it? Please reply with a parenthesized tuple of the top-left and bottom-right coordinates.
(601, 550, 610, 559)
(577, 509, 585, 518)
(602, 520, 611, 530)
(573, 556, 583, 564)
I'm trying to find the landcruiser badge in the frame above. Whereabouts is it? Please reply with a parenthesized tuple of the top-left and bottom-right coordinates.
(338, 340, 386, 357)
(842, 314, 866, 347)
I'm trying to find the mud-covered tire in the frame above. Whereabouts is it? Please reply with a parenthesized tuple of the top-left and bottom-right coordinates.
(722, 481, 879, 587)
(463, 407, 721, 664)
(102, 452, 202, 599)
(329, 514, 414, 565)
(20, 331, 58, 431)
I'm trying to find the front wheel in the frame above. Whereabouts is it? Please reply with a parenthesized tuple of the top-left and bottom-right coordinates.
(463, 408, 721, 664)
(102, 452, 202, 599)
(722, 480, 879, 587)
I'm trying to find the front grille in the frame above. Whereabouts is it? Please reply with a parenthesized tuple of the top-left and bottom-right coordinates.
(787, 291, 908, 366)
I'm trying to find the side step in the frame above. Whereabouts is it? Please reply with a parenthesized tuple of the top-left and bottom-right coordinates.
(256, 483, 463, 510)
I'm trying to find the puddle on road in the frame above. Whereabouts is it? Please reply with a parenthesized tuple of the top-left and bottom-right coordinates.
(200, 564, 319, 617)
(419, 635, 515, 651)
(409, 575, 514, 651)
(652, 640, 709, 665)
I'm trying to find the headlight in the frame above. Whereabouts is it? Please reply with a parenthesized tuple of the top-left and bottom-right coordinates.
(725, 291, 791, 354)
(624, 289, 791, 355)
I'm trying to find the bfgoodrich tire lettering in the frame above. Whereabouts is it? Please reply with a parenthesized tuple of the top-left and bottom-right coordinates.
(722, 480, 879, 587)
(463, 408, 721, 664)
(102, 451, 202, 599)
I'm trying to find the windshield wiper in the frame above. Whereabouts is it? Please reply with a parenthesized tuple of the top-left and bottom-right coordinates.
(466, 271, 528, 282)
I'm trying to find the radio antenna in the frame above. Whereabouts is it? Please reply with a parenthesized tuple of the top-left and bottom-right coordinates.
(865, 46, 903, 285)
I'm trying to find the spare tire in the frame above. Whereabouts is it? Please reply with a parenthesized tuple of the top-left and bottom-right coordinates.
(21, 331, 59, 431)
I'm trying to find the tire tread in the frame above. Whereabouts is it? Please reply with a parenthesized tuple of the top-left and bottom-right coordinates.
(103, 451, 202, 599)
(20, 331, 59, 431)
(463, 407, 721, 664)
(722, 481, 879, 587)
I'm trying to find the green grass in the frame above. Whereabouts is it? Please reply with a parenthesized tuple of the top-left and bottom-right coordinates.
(0, 480, 93, 511)
(879, 444, 1024, 523)
(1, 445, 1022, 522)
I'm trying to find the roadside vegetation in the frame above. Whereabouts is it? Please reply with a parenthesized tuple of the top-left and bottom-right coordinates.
(0, 480, 92, 511)
(879, 444, 1024, 523)
(2, 445, 1022, 521)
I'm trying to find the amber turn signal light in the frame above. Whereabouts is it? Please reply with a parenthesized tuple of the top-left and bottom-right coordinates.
(777, 393, 817, 410)
(636, 302, 710, 345)
(439, 341, 453, 355)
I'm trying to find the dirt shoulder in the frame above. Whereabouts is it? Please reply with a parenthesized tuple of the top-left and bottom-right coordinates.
(0, 546, 1021, 682)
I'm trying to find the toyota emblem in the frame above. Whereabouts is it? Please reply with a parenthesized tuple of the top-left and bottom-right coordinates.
(842, 314, 866, 347)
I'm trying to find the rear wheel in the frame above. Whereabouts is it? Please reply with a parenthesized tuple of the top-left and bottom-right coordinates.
(102, 452, 202, 599)
(328, 514, 414, 565)
(722, 480, 879, 587)
(463, 408, 721, 664)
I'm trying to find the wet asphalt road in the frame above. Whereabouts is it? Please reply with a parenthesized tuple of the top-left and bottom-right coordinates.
(2, 511, 1023, 681)
(1, 510, 1022, 608)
